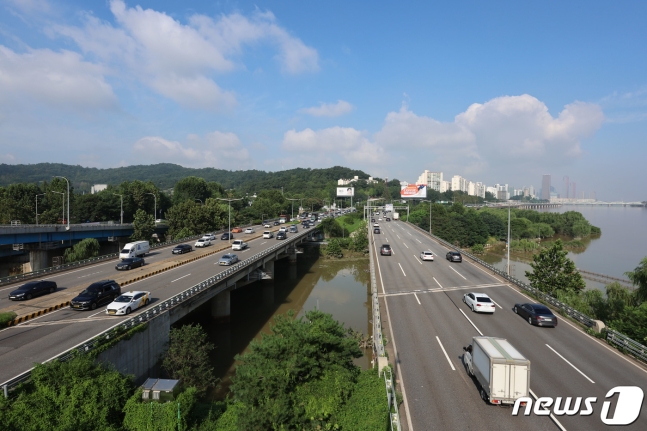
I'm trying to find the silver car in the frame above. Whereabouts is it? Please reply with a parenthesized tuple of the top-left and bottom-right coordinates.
(218, 254, 239, 265)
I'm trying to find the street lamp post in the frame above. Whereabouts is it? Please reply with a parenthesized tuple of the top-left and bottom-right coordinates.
(145, 193, 157, 221)
(507, 206, 511, 275)
(53, 176, 70, 229)
(51, 191, 64, 225)
(217, 198, 243, 244)
(35, 193, 45, 225)
(286, 198, 301, 221)
(113, 193, 125, 224)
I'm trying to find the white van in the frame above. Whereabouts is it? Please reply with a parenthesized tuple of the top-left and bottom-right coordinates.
(120, 241, 150, 259)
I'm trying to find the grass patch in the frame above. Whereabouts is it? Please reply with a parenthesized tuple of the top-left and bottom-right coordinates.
(0, 311, 17, 326)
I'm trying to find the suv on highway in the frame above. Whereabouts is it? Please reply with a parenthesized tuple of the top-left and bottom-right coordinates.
(446, 251, 462, 262)
(71, 280, 121, 311)
(380, 244, 392, 256)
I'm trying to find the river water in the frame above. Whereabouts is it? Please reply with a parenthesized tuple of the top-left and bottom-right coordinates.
(481, 205, 647, 291)
(173, 249, 372, 399)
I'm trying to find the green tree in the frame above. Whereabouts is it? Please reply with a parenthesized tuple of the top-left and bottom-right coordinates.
(608, 303, 647, 344)
(173, 176, 210, 205)
(525, 239, 585, 295)
(123, 387, 198, 431)
(63, 238, 100, 263)
(0, 355, 133, 431)
(162, 324, 218, 396)
(325, 238, 344, 258)
(625, 257, 647, 304)
(131, 209, 155, 242)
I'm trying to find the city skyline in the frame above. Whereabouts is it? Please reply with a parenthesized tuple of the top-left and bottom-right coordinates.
(1, 1, 646, 201)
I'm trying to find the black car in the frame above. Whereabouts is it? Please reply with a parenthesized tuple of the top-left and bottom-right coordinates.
(9, 280, 57, 301)
(446, 251, 462, 262)
(221, 232, 234, 240)
(70, 280, 121, 311)
(276, 232, 287, 240)
(386, 217, 391, 222)
(273, 221, 280, 226)
(514, 303, 558, 327)
(172, 244, 192, 254)
(374, 228, 380, 234)
(371, 218, 376, 222)
(380, 244, 392, 256)
(115, 257, 145, 270)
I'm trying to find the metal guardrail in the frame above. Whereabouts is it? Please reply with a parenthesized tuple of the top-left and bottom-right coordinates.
(1, 224, 318, 396)
(405, 221, 647, 364)
(368, 225, 401, 431)
(0, 222, 263, 287)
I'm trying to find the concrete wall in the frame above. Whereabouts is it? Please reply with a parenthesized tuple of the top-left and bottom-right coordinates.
(96, 311, 170, 385)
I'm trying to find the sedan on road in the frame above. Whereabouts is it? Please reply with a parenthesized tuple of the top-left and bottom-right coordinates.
(463, 292, 495, 313)
(232, 227, 243, 233)
(420, 251, 434, 261)
(195, 238, 211, 248)
(106, 291, 150, 316)
(263, 231, 274, 239)
(218, 254, 239, 265)
(221, 233, 234, 240)
(264, 223, 272, 228)
(380, 244, 392, 256)
(202, 233, 216, 241)
(172, 244, 192, 254)
(9, 280, 57, 301)
(276, 232, 287, 240)
(446, 251, 462, 262)
(273, 221, 280, 226)
(244, 228, 255, 234)
(514, 303, 558, 327)
(116, 257, 145, 270)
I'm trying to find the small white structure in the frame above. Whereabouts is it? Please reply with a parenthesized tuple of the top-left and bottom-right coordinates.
(91, 184, 108, 194)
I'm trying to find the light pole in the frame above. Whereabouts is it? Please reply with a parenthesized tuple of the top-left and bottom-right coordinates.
(507, 206, 511, 276)
(35, 193, 45, 225)
(53, 176, 70, 229)
(420, 200, 432, 234)
(113, 193, 125, 224)
(51, 191, 64, 225)
(217, 197, 244, 244)
(286, 198, 301, 221)
(145, 193, 157, 221)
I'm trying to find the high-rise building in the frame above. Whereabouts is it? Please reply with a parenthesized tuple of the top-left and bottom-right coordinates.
(451, 175, 469, 193)
(571, 182, 576, 199)
(417, 170, 443, 191)
(440, 180, 451, 193)
(541, 175, 551, 200)
(563, 176, 570, 199)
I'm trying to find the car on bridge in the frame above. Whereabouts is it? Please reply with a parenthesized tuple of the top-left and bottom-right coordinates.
(463, 292, 495, 313)
(420, 250, 434, 261)
(232, 227, 243, 233)
(276, 232, 287, 240)
(289, 225, 298, 233)
(273, 221, 280, 226)
(106, 291, 150, 316)
(202, 233, 216, 241)
(221, 233, 234, 240)
(218, 254, 239, 265)
(513, 303, 558, 327)
(380, 244, 392, 256)
(264, 222, 272, 228)
(244, 228, 255, 234)
(9, 280, 57, 301)
(115, 257, 145, 270)
(374, 228, 380, 234)
(195, 238, 211, 248)
(446, 251, 462, 262)
(263, 231, 274, 239)
(232, 240, 248, 251)
(172, 244, 192, 254)
(70, 280, 121, 311)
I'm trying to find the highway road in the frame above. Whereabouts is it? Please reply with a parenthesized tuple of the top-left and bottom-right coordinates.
(372, 220, 647, 431)
(0, 223, 315, 385)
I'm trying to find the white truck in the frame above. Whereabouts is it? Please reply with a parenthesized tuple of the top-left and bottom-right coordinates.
(119, 241, 150, 259)
(393, 212, 399, 220)
(231, 240, 248, 251)
(463, 336, 530, 405)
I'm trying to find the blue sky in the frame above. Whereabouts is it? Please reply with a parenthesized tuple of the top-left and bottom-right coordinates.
(1, 0, 646, 200)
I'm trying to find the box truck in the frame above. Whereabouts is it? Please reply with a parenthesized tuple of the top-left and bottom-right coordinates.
(120, 241, 150, 259)
(393, 212, 399, 220)
(463, 336, 530, 405)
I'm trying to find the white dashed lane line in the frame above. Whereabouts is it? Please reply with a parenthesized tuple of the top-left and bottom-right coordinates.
(448, 265, 467, 280)
(398, 263, 407, 277)
(413, 293, 421, 304)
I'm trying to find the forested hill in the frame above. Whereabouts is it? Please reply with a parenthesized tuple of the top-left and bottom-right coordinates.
(0, 163, 372, 193)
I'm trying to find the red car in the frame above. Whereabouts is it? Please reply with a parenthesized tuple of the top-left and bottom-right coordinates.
(231, 227, 243, 233)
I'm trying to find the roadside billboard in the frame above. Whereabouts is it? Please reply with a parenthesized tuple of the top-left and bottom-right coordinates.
(400, 184, 427, 199)
(337, 187, 355, 197)
(385, 204, 394, 212)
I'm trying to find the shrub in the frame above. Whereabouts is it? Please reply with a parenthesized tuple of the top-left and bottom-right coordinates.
(0, 311, 17, 326)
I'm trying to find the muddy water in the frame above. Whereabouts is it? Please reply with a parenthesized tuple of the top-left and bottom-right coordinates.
(173, 249, 372, 399)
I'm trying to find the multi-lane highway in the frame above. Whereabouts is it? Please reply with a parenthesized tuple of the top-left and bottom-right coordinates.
(0, 223, 311, 385)
(372, 219, 647, 431)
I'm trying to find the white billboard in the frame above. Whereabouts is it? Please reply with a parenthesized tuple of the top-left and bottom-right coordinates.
(400, 184, 427, 199)
(337, 187, 355, 197)
(385, 204, 394, 212)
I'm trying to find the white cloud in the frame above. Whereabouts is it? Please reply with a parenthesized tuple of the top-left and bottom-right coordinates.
(301, 100, 354, 117)
(0, 154, 17, 163)
(132, 131, 251, 168)
(52, 1, 318, 110)
(0, 45, 118, 111)
(4, 0, 51, 14)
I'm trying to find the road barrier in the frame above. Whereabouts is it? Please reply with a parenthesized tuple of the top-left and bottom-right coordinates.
(1, 224, 319, 397)
(405, 221, 647, 364)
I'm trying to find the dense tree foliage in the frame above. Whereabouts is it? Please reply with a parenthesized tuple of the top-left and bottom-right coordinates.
(525, 240, 586, 295)
(131, 209, 155, 242)
(625, 257, 647, 304)
(63, 238, 100, 263)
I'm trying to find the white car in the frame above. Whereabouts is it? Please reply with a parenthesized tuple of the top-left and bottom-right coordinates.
(106, 291, 150, 315)
(279, 226, 287, 233)
(195, 238, 210, 247)
(232, 240, 248, 251)
(263, 231, 274, 239)
(420, 250, 434, 261)
(264, 223, 271, 228)
(244, 228, 255, 234)
(463, 292, 496, 314)
(373, 223, 379, 228)
(202, 233, 216, 241)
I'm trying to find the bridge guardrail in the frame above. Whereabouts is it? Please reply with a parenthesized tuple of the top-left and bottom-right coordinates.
(0, 222, 262, 287)
(405, 221, 647, 364)
(1, 223, 319, 396)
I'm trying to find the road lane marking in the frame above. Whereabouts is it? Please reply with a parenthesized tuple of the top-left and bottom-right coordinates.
(448, 265, 467, 280)
(415, 238, 421, 243)
(413, 293, 421, 304)
(529, 389, 568, 431)
(261, 241, 267, 245)
(77, 271, 104, 279)
(403, 243, 409, 249)
(433, 277, 443, 288)
(492, 299, 502, 309)
(413, 255, 422, 264)
(397, 234, 401, 239)
(398, 263, 406, 277)
(407, 232, 412, 236)
(459, 309, 483, 336)
(545, 344, 595, 384)
(171, 273, 191, 283)
(436, 336, 456, 371)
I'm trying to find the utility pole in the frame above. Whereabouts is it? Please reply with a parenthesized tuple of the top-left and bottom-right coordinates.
(113, 193, 126, 224)
(54, 176, 70, 229)
(51, 191, 64, 225)
(217, 197, 244, 244)
(507, 206, 511, 276)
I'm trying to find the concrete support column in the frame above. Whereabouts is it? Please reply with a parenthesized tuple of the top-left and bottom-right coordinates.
(263, 260, 274, 284)
(288, 249, 297, 266)
(263, 285, 274, 306)
(29, 249, 49, 271)
(210, 289, 231, 324)
(288, 264, 297, 280)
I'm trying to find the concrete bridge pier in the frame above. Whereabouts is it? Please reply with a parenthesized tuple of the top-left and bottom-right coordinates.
(211, 288, 231, 324)
(29, 249, 50, 272)
(288, 248, 297, 266)
(262, 260, 275, 305)
(288, 264, 297, 280)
